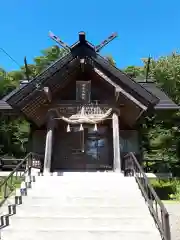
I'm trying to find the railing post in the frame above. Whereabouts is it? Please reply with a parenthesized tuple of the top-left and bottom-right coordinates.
(124, 154, 134, 176)
(163, 213, 171, 240)
(1, 215, 4, 226)
(27, 153, 32, 176)
(4, 182, 7, 198)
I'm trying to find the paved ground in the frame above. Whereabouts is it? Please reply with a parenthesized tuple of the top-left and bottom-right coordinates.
(165, 203, 180, 240)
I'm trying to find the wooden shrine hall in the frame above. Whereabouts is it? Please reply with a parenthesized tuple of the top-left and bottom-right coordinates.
(0, 32, 179, 174)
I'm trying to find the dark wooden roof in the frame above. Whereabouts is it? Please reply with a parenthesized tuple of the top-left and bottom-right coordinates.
(3, 51, 76, 105)
(0, 100, 12, 110)
(1, 32, 178, 125)
(0, 100, 20, 115)
(3, 39, 159, 109)
(139, 82, 179, 110)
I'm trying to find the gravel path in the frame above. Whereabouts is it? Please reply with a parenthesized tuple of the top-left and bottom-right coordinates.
(165, 203, 180, 240)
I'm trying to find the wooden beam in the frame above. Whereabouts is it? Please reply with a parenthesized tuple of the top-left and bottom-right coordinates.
(116, 86, 147, 111)
(95, 33, 117, 52)
(49, 31, 71, 52)
(94, 67, 147, 111)
(115, 90, 120, 101)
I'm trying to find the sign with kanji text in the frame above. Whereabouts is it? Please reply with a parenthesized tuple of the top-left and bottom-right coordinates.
(76, 81, 91, 103)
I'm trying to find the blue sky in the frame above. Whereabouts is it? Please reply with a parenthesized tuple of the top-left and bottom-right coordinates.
(0, 0, 179, 71)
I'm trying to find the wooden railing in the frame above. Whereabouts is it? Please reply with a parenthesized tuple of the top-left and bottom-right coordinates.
(124, 152, 171, 240)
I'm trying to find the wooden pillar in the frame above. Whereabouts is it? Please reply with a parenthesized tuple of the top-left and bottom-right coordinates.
(43, 116, 55, 174)
(112, 112, 121, 172)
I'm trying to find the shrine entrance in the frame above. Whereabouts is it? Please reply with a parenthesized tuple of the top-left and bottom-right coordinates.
(51, 123, 113, 171)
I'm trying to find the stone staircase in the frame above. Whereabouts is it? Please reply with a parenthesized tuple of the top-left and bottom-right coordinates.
(1, 172, 162, 240)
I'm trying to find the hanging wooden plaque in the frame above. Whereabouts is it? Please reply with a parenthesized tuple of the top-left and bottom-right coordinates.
(76, 81, 91, 103)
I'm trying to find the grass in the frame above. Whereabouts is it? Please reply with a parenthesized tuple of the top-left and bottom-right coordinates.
(0, 176, 24, 199)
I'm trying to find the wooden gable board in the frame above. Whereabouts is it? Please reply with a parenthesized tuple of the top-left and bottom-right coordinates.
(90, 54, 159, 107)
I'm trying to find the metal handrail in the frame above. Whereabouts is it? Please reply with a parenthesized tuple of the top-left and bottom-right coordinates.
(124, 152, 171, 240)
(0, 152, 42, 207)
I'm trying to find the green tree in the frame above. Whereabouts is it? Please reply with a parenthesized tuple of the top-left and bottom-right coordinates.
(0, 46, 65, 157)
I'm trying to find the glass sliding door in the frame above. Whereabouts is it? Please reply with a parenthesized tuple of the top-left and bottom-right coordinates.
(85, 126, 112, 170)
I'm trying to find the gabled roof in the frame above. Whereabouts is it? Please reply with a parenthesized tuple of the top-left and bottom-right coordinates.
(0, 100, 12, 110)
(2, 33, 159, 111)
(1, 32, 178, 120)
(3, 51, 75, 104)
(138, 82, 179, 110)
(1, 32, 179, 126)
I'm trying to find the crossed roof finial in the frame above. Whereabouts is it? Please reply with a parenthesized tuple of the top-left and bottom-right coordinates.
(49, 31, 118, 53)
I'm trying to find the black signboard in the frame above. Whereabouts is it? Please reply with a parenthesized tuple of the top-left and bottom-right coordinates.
(76, 81, 91, 103)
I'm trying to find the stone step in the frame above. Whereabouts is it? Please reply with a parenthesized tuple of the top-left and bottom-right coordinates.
(34, 176, 136, 182)
(30, 183, 140, 190)
(35, 177, 127, 182)
(1, 229, 161, 240)
(33, 182, 139, 189)
(8, 216, 157, 231)
(35, 177, 134, 182)
(34, 175, 135, 183)
(28, 189, 141, 197)
(31, 187, 140, 194)
(28, 183, 139, 193)
(19, 196, 146, 206)
(26, 191, 143, 198)
(41, 179, 131, 182)
(16, 205, 150, 217)
(0, 173, 162, 240)
(36, 172, 125, 177)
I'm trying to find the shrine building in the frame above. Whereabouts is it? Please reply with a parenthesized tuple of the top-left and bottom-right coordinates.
(0, 32, 179, 173)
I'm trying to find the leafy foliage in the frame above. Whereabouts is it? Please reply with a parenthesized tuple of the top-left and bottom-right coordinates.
(150, 179, 180, 200)
(0, 46, 66, 158)
(123, 54, 180, 175)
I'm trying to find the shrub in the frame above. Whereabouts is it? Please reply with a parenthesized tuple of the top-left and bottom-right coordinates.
(150, 179, 178, 200)
(169, 181, 180, 201)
